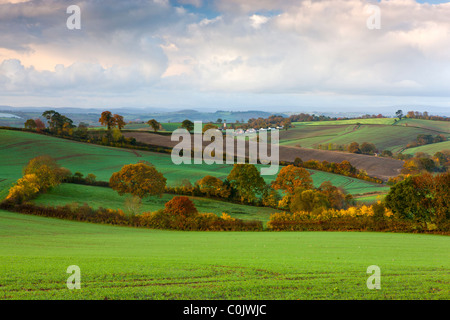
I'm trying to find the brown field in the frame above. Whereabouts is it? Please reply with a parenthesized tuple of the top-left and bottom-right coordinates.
(124, 132, 404, 180)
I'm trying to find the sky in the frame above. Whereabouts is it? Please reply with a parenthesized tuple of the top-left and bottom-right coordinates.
(0, 0, 450, 115)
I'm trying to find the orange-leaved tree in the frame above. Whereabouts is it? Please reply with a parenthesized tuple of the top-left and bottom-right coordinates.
(164, 196, 198, 218)
(147, 119, 161, 132)
(197, 175, 230, 198)
(113, 114, 126, 130)
(23, 155, 70, 192)
(227, 164, 266, 203)
(99, 111, 115, 130)
(271, 165, 313, 195)
(109, 163, 166, 199)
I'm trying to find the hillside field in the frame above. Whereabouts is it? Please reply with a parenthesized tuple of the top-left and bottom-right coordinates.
(402, 141, 450, 156)
(0, 129, 390, 201)
(0, 210, 448, 300)
(33, 184, 281, 226)
(280, 121, 449, 153)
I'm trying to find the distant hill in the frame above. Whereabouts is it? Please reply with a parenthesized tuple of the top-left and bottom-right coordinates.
(0, 107, 279, 127)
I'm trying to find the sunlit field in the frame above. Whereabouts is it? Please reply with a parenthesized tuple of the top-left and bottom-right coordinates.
(0, 210, 448, 300)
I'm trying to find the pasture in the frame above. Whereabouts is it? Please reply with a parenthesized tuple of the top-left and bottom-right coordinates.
(33, 184, 281, 226)
(402, 141, 450, 156)
(0, 210, 448, 300)
(280, 123, 449, 153)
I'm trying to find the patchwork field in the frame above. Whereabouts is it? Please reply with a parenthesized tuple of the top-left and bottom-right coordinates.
(0, 210, 448, 300)
(123, 130, 404, 180)
(280, 123, 449, 153)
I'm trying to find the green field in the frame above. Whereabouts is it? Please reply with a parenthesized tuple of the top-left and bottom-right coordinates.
(119, 122, 183, 132)
(283, 118, 449, 154)
(395, 118, 450, 133)
(33, 184, 281, 226)
(403, 141, 450, 156)
(0, 210, 448, 299)
(281, 124, 449, 153)
(0, 129, 389, 201)
(292, 118, 397, 126)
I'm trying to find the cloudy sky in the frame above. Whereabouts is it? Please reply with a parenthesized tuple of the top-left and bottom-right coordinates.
(0, 0, 449, 114)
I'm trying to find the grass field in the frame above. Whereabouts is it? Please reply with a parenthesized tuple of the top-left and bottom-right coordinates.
(402, 141, 450, 156)
(0, 210, 448, 300)
(33, 184, 281, 226)
(280, 124, 449, 153)
(120, 122, 183, 132)
(0, 129, 389, 200)
(292, 118, 397, 126)
(395, 118, 450, 134)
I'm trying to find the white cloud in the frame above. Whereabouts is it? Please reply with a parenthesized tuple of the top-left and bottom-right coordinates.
(0, 0, 450, 110)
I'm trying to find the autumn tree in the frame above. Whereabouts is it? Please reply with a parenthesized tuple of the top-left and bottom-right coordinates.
(113, 114, 126, 130)
(99, 111, 115, 130)
(23, 155, 69, 192)
(34, 118, 45, 132)
(318, 181, 348, 210)
(262, 187, 281, 208)
(384, 172, 450, 227)
(197, 175, 230, 198)
(6, 174, 41, 203)
(24, 119, 37, 130)
(348, 142, 361, 154)
(147, 119, 161, 132)
(289, 189, 330, 213)
(202, 123, 219, 133)
(181, 119, 194, 132)
(42, 110, 74, 134)
(7, 156, 69, 203)
(74, 122, 89, 139)
(227, 164, 266, 203)
(109, 162, 167, 199)
(272, 165, 313, 195)
(164, 196, 198, 218)
(360, 142, 377, 155)
(293, 157, 303, 167)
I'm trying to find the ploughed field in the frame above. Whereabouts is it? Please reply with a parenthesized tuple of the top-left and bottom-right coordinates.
(122, 130, 405, 180)
(0, 210, 448, 300)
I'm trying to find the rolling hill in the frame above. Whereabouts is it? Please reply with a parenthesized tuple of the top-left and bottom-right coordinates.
(0, 129, 390, 200)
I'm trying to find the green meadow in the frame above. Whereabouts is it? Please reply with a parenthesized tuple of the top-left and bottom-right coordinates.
(0, 210, 448, 300)
(33, 184, 280, 226)
(403, 141, 450, 156)
(282, 118, 449, 154)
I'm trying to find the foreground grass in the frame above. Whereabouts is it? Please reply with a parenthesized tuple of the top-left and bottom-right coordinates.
(0, 210, 448, 300)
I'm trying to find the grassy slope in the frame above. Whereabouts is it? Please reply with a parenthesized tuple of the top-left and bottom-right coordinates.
(292, 118, 397, 126)
(402, 141, 450, 156)
(0, 210, 448, 300)
(283, 118, 449, 153)
(281, 124, 449, 153)
(0, 129, 389, 198)
(33, 184, 281, 226)
(395, 118, 450, 133)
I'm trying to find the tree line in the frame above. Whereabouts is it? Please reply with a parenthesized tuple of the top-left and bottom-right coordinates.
(2, 155, 448, 233)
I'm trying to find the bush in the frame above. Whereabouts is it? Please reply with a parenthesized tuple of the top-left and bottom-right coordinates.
(266, 204, 447, 233)
(0, 198, 263, 232)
